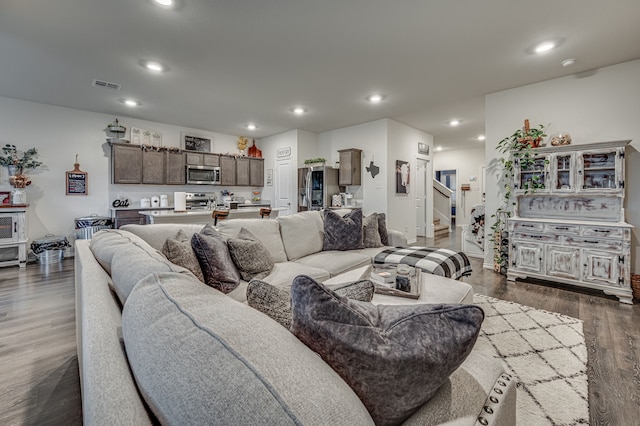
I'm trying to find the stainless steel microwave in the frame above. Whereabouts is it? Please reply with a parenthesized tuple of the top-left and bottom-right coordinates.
(186, 165, 221, 185)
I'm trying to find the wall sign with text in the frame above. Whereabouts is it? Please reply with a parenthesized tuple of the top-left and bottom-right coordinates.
(66, 159, 88, 195)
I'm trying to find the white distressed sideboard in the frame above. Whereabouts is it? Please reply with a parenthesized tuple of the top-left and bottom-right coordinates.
(507, 140, 633, 304)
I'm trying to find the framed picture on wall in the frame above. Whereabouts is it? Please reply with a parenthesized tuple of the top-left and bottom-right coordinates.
(181, 132, 212, 152)
(396, 160, 410, 194)
(418, 142, 429, 155)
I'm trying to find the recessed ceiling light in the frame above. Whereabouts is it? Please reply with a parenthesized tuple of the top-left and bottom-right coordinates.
(291, 107, 307, 115)
(436, 146, 443, 151)
(477, 135, 486, 141)
(245, 123, 257, 131)
(122, 99, 140, 107)
(142, 61, 167, 72)
(449, 119, 461, 127)
(534, 41, 556, 54)
(154, 0, 173, 6)
(561, 58, 576, 67)
(367, 94, 384, 104)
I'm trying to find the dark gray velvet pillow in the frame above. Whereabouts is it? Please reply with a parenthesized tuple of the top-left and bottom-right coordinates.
(246, 279, 375, 329)
(227, 228, 274, 281)
(191, 225, 240, 294)
(377, 212, 389, 245)
(362, 213, 383, 248)
(162, 230, 205, 282)
(322, 208, 364, 251)
(290, 275, 484, 426)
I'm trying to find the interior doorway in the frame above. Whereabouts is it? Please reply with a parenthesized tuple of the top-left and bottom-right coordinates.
(435, 169, 457, 225)
(276, 159, 293, 216)
(415, 158, 429, 237)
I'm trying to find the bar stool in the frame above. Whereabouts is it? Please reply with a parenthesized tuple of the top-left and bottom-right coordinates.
(212, 210, 229, 225)
(259, 208, 272, 218)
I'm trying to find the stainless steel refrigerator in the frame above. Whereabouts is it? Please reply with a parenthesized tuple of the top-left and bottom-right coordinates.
(298, 166, 339, 211)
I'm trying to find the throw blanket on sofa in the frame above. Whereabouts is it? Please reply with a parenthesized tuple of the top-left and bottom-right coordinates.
(374, 247, 472, 280)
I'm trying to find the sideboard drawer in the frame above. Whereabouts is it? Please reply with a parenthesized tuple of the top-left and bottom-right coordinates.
(513, 222, 544, 232)
(581, 226, 623, 239)
(566, 237, 623, 252)
(543, 223, 580, 235)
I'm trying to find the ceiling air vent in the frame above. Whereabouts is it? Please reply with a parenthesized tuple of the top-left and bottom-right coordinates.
(92, 79, 121, 91)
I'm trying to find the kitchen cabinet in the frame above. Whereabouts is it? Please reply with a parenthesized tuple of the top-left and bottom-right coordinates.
(112, 143, 142, 184)
(142, 150, 165, 184)
(338, 148, 362, 186)
(165, 151, 186, 185)
(112, 209, 145, 228)
(236, 157, 250, 186)
(185, 152, 220, 167)
(507, 140, 632, 304)
(250, 158, 264, 186)
(220, 155, 236, 186)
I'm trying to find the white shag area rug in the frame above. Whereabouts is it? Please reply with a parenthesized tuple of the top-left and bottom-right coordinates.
(473, 294, 589, 425)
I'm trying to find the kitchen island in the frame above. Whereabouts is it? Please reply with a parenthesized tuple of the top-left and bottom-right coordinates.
(139, 207, 281, 225)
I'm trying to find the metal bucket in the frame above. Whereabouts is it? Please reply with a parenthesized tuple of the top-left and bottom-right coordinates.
(31, 234, 70, 264)
(75, 215, 113, 239)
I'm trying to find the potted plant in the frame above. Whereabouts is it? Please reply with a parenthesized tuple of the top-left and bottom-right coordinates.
(0, 144, 43, 177)
(491, 120, 547, 274)
(304, 157, 327, 167)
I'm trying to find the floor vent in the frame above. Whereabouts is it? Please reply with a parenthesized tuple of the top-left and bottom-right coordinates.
(92, 79, 121, 91)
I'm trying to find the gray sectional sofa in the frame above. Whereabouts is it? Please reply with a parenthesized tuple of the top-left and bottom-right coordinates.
(75, 210, 516, 425)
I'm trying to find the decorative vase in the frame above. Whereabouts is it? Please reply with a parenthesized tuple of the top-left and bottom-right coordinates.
(12, 188, 26, 205)
(7, 165, 22, 177)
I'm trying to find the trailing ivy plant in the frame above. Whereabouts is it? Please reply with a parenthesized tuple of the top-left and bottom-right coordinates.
(491, 123, 548, 274)
(304, 157, 326, 165)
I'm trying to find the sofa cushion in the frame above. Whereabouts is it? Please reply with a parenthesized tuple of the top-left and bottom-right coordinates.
(290, 275, 484, 426)
(323, 209, 364, 251)
(122, 272, 374, 426)
(120, 223, 205, 251)
(362, 213, 383, 248)
(246, 279, 375, 329)
(110, 241, 194, 305)
(294, 250, 371, 277)
(227, 228, 274, 281)
(261, 262, 330, 289)
(191, 226, 240, 294)
(377, 213, 389, 246)
(216, 218, 288, 263)
(278, 211, 324, 261)
(161, 230, 205, 282)
(90, 229, 151, 275)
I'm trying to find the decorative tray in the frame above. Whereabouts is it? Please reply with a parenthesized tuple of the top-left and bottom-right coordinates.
(371, 264, 421, 299)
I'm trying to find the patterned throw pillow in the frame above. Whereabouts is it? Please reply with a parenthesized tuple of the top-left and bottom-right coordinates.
(322, 208, 364, 251)
(362, 213, 383, 248)
(290, 275, 484, 426)
(377, 212, 389, 246)
(162, 230, 205, 282)
(246, 278, 375, 329)
(191, 225, 240, 294)
(227, 228, 274, 281)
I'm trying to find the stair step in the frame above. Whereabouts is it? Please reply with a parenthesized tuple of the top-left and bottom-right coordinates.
(433, 218, 441, 225)
(433, 222, 449, 237)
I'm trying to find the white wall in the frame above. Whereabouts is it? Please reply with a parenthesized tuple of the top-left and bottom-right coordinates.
(318, 119, 389, 215)
(485, 59, 640, 272)
(0, 96, 247, 247)
(434, 146, 485, 226)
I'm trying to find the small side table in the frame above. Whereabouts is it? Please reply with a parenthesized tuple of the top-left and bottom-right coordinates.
(0, 205, 28, 268)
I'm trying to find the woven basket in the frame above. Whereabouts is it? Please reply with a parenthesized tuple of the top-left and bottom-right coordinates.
(632, 274, 640, 300)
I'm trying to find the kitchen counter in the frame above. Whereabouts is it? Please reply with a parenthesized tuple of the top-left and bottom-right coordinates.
(139, 207, 282, 224)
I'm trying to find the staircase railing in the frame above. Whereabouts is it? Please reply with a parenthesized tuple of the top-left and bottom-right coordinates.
(433, 179, 452, 227)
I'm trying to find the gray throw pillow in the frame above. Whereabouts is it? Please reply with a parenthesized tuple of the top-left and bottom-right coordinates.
(191, 225, 240, 294)
(246, 279, 375, 329)
(362, 213, 383, 248)
(377, 212, 389, 245)
(290, 275, 484, 426)
(322, 208, 364, 251)
(227, 228, 274, 281)
(162, 230, 205, 282)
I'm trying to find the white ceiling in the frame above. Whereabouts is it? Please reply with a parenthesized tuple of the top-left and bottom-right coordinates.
(1, 0, 639, 151)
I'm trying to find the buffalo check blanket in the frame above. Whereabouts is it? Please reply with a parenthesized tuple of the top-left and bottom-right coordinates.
(374, 247, 472, 280)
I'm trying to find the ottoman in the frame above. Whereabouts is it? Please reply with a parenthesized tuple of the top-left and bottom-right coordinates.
(374, 246, 472, 280)
(324, 265, 473, 305)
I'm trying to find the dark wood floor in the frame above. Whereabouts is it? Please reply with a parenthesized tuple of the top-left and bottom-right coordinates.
(0, 231, 638, 425)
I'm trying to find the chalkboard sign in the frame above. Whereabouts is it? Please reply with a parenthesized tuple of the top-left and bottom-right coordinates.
(67, 162, 88, 195)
